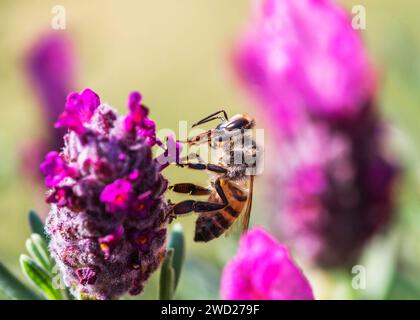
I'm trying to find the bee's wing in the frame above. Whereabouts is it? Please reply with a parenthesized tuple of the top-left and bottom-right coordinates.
(224, 176, 254, 237)
(240, 175, 254, 232)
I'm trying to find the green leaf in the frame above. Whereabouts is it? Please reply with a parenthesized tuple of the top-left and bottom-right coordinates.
(64, 287, 75, 300)
(387, 271, 420, 299)
(28, 210, 48, 243)
(167, 223, 185, 292)
(0, 262, 41, 300)
(25, 234, 53, 275)
(175, 257, 220, 300)
(358, 231, 399, 299)
(159, 249, 175, 300)
(20, 255, 63, 300)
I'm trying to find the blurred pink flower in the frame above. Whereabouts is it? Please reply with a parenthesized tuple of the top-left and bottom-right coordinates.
(276, 120, 397, 266)
(235, 0, 375, 135)
(221, 227, 314, 300)
(234, 0, 398, 267)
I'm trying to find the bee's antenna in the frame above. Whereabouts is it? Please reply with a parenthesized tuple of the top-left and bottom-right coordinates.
(192, 110, 229, 128)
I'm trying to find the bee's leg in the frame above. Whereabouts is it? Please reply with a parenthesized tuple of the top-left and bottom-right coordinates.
(177, 130, 215, 146)
(177, 162, 228, 174)
(169, 183, 211, 196)
(169, 179, 228, 216)
(170, 200, 225, 215)
(177, 152, 206, 164)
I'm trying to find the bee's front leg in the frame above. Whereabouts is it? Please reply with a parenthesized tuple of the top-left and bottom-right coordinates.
(176, 130, 215, 146)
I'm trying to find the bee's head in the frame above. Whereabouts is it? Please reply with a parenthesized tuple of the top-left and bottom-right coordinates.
(218, 114, 255, 131)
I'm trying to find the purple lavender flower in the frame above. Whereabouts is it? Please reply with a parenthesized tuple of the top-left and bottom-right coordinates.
(221, 227, 314, 300)
(23, 33, 76, 180)
(234, 0, 398, 267)
(42, 89, 169, 299)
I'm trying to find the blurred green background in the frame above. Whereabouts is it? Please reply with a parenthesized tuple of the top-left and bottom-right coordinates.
(0, 0, 419, 299)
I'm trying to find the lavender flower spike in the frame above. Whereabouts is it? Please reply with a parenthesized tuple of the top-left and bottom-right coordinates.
(25, 32, 76, 150)
(22, 33, 76, 181)
(41, 89, 169, 299)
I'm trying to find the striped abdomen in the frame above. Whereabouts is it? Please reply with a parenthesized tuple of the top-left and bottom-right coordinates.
(194, 179, 248, 242)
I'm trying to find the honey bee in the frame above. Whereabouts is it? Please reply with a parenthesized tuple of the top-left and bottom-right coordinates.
(168, 110, 259, 242)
